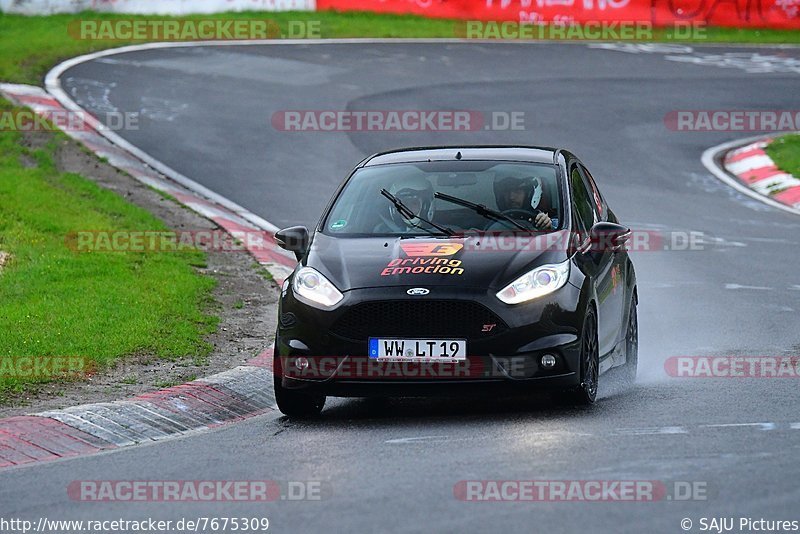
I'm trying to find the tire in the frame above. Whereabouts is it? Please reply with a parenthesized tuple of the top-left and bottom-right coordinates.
(562, 306, 599, 405)
(273, 352, 326, 418)
(621, 296, 638, 386)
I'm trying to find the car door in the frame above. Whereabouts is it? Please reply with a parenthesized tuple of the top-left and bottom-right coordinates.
(568, 161, 616, 365)
(579, 163, 627, 353)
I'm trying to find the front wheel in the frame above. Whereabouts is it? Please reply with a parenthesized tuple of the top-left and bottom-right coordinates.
(621, 296, 638, 385)
(273, 353, 326, 418)
(559, 306, 599, 406)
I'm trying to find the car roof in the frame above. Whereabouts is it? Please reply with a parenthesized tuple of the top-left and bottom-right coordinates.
(361, 145, 561, 167)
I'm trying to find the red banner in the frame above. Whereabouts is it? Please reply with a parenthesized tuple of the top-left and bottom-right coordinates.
(317, 0, 800, 29)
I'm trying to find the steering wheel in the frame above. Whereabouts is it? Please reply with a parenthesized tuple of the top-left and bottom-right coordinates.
(500, 208, 540, 220)
(482, 208, 540, 231)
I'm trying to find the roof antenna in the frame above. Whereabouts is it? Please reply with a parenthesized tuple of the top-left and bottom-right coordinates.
(455, 151, 462, 160)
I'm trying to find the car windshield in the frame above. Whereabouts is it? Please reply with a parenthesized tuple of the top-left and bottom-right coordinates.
(323, 160, 562, 236)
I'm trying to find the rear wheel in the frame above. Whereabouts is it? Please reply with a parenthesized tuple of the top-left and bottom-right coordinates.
(563, 307, 599, 405)
(273, 346, 325, 418)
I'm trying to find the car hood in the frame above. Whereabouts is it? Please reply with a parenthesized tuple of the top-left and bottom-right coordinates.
(305, 232, 571, 291)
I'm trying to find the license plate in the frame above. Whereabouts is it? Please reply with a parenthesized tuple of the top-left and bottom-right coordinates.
(368, 338, 467, 361)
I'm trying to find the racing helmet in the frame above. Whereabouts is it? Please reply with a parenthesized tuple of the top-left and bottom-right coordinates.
(494, 176, 543, 211)
(388, 176, 435, 228)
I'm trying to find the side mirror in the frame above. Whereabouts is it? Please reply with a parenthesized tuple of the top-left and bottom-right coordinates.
(275, 226, 309, 261)
(589, 222, 630, 253)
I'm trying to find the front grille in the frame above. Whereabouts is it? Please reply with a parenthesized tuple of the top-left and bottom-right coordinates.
(331, 300, 508, 341)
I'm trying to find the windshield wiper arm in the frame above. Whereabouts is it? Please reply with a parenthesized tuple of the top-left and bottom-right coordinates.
(380, 189, 455, 236)
(434, 191, 530, 232)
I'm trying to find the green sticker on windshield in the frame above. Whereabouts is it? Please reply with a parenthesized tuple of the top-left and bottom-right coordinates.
(330, 219, 348, 230)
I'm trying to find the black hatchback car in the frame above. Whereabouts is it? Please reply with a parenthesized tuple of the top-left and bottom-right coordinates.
(273, 146, 637, 416)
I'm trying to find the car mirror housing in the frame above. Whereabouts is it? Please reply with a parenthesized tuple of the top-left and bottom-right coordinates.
(589, 222, 631, 253)
(275, 225, 309, 260)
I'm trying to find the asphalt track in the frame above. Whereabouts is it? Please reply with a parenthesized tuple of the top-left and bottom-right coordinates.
(3, 42, 800, 533)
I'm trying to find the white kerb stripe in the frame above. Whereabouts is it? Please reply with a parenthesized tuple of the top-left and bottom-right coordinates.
(750, 174, 800, 195)
(726, 155, 777, 175)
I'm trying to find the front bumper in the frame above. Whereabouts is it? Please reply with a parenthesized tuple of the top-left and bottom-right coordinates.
(275, 282, 585, 397)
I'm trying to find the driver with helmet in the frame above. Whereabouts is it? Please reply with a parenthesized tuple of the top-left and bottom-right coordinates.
(374, 176, 436, 233)
(493, 176, 554, 230)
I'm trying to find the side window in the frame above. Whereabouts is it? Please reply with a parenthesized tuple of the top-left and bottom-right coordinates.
(570, 167, 595, 234)
(579, 165, 605, 221)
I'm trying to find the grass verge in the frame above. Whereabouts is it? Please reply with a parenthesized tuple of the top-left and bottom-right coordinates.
(765, 133, 800, 179)
(0, 97, 217, 401)
(1, 10, 799, 85)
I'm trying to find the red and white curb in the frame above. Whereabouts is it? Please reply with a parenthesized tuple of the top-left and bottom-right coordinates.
(702, 134, 800, 217)
(0, 82, 294, 469)
(723, 139, 800, 209)
(0, 349, 275, 469)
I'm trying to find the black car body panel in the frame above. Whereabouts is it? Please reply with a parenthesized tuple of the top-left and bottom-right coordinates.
(305, 232, 570, 291)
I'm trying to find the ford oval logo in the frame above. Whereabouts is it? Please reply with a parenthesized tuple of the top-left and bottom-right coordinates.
(407, 288, 430, 296)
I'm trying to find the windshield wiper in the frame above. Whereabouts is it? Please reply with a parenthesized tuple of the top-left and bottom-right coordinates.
(434, 191, 530, 232)
(380, 189, 455, 236)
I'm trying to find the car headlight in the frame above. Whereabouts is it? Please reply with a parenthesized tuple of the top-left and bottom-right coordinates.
(496, 260, 570, 304)
(292, 267, 343, 310)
